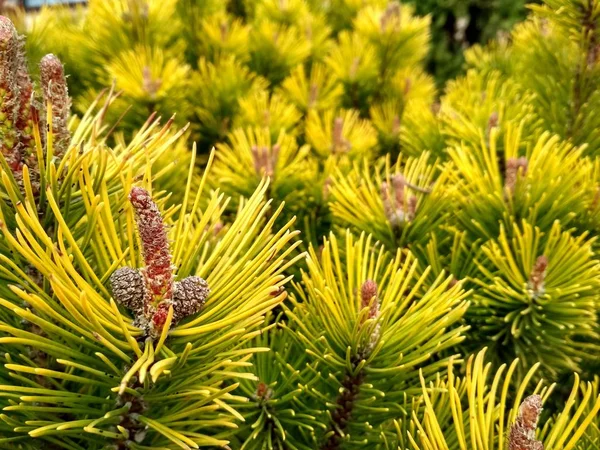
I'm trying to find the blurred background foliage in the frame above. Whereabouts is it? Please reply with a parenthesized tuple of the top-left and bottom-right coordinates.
(405, 0, 535, 84)
(9, 0, 535, 139)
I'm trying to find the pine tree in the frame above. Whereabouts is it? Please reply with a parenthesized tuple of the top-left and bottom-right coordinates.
(394, 349, 600, 449)
(24, 0, 194, 136)
(0, 17, 300, 448)
(329, 0, 600, 381)
(1, 0, 600, 448)
(283, 232, 469, 447)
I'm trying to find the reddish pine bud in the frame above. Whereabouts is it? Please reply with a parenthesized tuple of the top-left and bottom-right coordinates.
(251, 144, 279, 178)
(391, 174, 406, 209)
(0, 16, 21, 176)
(14, 36, 34, 162)
(40, 53, 71, 159)
(309, 83, 318, 107)
(129, 187, 174, 301)
(142, 66, 161, 97)
(111, 188, 211, 338)
(488, 111, 499, 130)
(359, 279, 380, 358)
(382, 175, 420, 227)
(332, 116, 350, 153)
(360, 279, 379, 318)
(528, 256, 548, 297)
(254, 381, 273, 403)
(505, 157, 528, 194)
(380, 1, 401, 31)
(392, 114, 400, 135)
(520, 395, 542, 430)
(508, 395, 544, 450)
(151, 302, 170, 331)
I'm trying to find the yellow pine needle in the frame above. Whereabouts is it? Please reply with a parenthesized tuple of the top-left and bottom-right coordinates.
(109, 298, 143, 357)
(95, 352, 121, 376)
(80, 291, 128, 350)
(137, 415, 199, 449)
(5, 364, 109, 387)
(45, 188, 107, 292)
(150, 357, 177, 383)
(118, 343, 150, 395)
(154, 306, 174, 355)
(139, 340, 156, 384)
(56, 359, 114, 382)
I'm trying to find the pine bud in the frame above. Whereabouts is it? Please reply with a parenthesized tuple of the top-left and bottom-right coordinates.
(359, 279, 380, 358)
(129, 187, 174, 302)
(360, 279, 379, 318)
(151, 302, 170, 331)
(392, 174, 406, 208)
(392, 114, 400, 135)
(508, 395, 544, 450)
(40, 53, 71, 159)
(332, 116, 350, 153)
(0, 16, 21, 176)
(505, 156, 528, 194)
(251, 144, 279, 177)
(15, 35, 35, 169)
(111, 188, 210, 338)
(142, 66, 161, 97)
(381, 174, 420, 227)
(254, 381, 273, 404)
(486, 111, 500, 139)
(528, 255, 548, 298)
(309, 83, 318, 107)
(380, 1, 401, 31)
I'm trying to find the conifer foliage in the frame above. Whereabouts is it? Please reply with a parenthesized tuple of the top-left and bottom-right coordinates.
(0, 16, 300, 449)
(0, 0, 599, 449)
